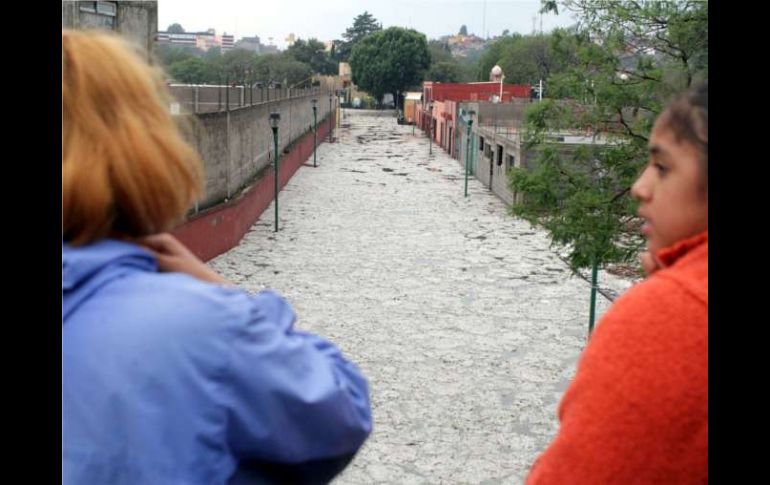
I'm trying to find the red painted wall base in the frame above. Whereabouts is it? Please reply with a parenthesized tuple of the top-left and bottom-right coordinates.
(171, 113, 336, 261)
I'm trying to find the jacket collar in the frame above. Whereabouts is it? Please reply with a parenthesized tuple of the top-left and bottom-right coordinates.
(656, 231, 708, 268)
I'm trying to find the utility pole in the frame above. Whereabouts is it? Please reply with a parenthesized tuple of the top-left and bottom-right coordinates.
(483, 0, 487, 39)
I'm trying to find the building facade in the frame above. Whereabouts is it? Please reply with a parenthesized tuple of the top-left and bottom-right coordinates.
(62, 1, 158, 57)
(156, 29, 235, 52)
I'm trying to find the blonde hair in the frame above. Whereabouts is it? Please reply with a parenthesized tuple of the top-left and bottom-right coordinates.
(62, 29, 203, 245)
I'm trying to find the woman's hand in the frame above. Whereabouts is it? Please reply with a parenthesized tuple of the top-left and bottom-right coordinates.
(138, 233, 233, 286)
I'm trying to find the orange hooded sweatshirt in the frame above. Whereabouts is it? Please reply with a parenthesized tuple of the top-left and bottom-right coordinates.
(527, 231, 708, 484)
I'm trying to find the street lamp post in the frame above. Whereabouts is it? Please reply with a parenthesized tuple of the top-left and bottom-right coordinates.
(246, 69, 252, 106)
(464, 109, 476, 197)
(311, 98, 318, 167)
(269, 111, 281, 232)
(328, 93, 333, 143)
(342, 88, 347, 120)
(335, 89, 341, 129)
(428, 101, 433, 156)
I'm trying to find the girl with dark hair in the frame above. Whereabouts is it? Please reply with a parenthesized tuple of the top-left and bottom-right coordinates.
(527, 83, 708, 484)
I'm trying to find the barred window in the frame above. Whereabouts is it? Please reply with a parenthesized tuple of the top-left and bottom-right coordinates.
(79, 2, 97, 13)
(507, 154, 516, 171)
(97, 1, 116, 15)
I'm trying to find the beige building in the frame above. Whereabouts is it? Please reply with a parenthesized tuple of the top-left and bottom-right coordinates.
(62, 1, 158, 58)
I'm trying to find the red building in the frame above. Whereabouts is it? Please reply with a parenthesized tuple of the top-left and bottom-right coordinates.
(419, 81, 531, 156)
(423, 81, 531, 105)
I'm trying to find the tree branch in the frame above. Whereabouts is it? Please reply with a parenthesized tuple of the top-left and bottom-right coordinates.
(609, 186, 630, 203)
(616, 108, 648, 142)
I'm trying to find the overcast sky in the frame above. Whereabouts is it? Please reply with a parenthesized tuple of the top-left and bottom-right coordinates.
(157, 0, 578, 49)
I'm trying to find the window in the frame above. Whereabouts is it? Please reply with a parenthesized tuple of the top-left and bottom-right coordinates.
(97, 1, 117, 15)
(79, 1, 117, 29)
(507, 154, 516, 171)
(496, 145, 503, 166)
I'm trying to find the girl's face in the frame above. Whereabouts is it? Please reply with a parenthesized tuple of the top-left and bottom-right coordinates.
(631, 115, 708, 255)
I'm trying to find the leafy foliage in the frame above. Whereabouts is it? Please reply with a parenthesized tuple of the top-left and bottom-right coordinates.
(476, 33, 570, 84)
(286, 38, 337, 75)
(349, 27, 430, 104)
(509, 0, 707, 271)
(336, 11, 382, 62)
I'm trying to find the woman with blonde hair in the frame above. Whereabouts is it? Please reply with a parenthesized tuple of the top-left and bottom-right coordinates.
(62, 29, 371, 484)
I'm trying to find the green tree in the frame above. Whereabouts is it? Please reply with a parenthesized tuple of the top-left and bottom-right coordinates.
(204, 46, 222, 59)
(168, 57, 208, 84)
(459, 25, 468, 36)
(476, 33, 522, 80)
(426, 40, 464, 82)
(428, 40, 453, 64)
(154, 43, 203, 68)
(286, 38, 336, 75)
(426, 61, 463, 83)
(456, 49, 484, 82)
(502, 34, 566, 84)
(349, 27, 430, 106)
(509, 0, 708, 271)
(476, 33, 567, 84)
(202, 51, 225, 84)
(337, 11, 382, 61)
(253, 54, 313, 87)
(167, 23, 185, 33)
(221, 48, 258, 85)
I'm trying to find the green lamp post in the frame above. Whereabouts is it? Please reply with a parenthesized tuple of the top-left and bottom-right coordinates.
(269, 111, 281, 232)
(328, 93, 333, 143)
(311, 98, 318, 167)
(464, 109, 476, 197)
(427, 101, 434, 156)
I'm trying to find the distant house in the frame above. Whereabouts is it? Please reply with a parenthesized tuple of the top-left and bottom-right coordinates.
(235, 35, 262, 53)
(156, 28, 234, 52)
(418, 80, 532, 155)
(439, 33, 487, 58)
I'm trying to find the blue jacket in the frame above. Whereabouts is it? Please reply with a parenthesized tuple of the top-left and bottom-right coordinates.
(63, 239, 372, 484)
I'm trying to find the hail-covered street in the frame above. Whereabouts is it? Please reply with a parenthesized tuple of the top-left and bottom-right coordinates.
(209, 110, 633, 484)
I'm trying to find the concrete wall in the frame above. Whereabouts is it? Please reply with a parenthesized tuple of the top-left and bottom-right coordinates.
(62, 1, 158, 60)
(169, 85, 319, 114)
(476, 99, 529, 132)
(470, 124, 617, 207)
(171, 112, 336, 261)
(184, 93, 336, 211)
(115, 1, 158, 56)
(474, 126, 522, 205)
